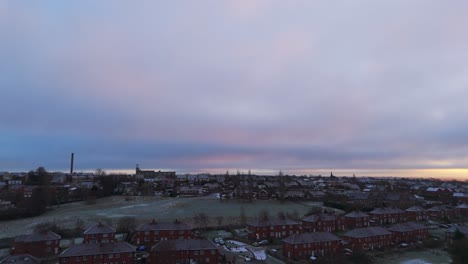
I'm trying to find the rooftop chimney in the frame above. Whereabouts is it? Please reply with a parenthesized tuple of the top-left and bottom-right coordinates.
(70, 153, 74, 174)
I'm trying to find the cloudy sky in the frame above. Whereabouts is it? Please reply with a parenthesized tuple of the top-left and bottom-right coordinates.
(1, 1, 468, 178)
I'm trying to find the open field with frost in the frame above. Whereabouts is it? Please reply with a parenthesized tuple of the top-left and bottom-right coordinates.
(0, 196, 318, 240)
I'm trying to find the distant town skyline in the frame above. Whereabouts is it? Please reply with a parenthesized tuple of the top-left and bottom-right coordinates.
(1, 1, 468, 180)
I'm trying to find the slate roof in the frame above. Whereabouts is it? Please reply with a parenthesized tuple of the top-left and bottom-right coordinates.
(60, 242, 135, 257)
(369, 207, 404, 215)
(344, 227, 392, 238)
(387, 222, 427, 232)
(136, 221, 192, 231)
(247, 218, 300, 227)
(0, 255, 41, 264)
(303, 214, 338, 223)
(14, 231, 61, 242)
(405, 206, 426, 212)
(446, 225, 468, 235)
(456, 204, 468, 209)
(282, 232, 341, 244)
(427, 205, 453, 212)
(344, 211, 369, 218)
(84, 223, 116, 235)
(151, 239, 217, 252)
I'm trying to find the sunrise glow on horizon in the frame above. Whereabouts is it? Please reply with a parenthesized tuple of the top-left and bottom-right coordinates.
(1, 1, 468, 181)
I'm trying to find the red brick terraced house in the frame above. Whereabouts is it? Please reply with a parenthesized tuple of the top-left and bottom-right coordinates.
(405, 206, 427, 221)
(247, 218, 301, 240)
(456, 203, 468, 218)
(12, 231, 61, 258)
(131, 220, 193, 247)
(387, 222, 429, 243)
(59, 241, 136, 264)
(150, 239, 221, 264)
(302, 214, 345, 232)
(0, 254, 41, 264)
(282, 232, 342, 260)
(342, 227, 393, 250)
(427, 205, 458, 220)
(343, 211, 369, 229)
(83, 223, 116, 244)
(445, 225, 468, 243)
(368, 207, 406, 225)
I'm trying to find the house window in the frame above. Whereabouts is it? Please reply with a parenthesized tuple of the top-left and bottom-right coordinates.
(109, 254, 113, 259)
(83, 256, 87, 261)
(116, 254, 120, 258)
(76, 257, 80, 262)
(62, 258, 68, 263)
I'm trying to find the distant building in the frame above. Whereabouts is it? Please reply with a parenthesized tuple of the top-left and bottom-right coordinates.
(387, 222, 429, 243)
(343, 227, 393, 250)
(343, 211, 369, 229)
(368, 207, 406, 225)
(282, 232, 342, 260)
(83, 223, 116, 244)
(59, 242, 136, 264)
(132, 220, 193, 247)
(302, 214, 344, 232)
(405, 206, 427, 221)
(12, 231, 61, 258)
(150, 239, 221, 264)
(0, 254, 41, 264)
(247, 218, 301, 240)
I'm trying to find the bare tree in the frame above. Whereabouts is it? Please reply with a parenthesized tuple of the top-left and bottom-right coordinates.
(74, 218, 85, 236)
(277, 211, 286, 220)
(216, 216, 224, 228)
(239, 207, 247, 226)
(193, 212, 208, 230)
(259, 210, 270, 222)
(117, 216, 136, 234)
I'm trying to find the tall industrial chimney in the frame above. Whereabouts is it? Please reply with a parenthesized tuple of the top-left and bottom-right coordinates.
(70, 152, 74, 174)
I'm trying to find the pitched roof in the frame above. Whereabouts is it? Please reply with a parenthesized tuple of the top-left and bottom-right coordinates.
(405, 206, 426, 212)
(60, 242, 135, 257)
(14, 231, 61, 242)
(427, 205, 453, 212)
(282, 232, 341, 245)
(369, 207, 404, 214)
(456, 204, 468, 209)
(387, 222, 428, 233)
(136, 221, 192, 231)
(344, 211, 369, 218)
(84, 223, 116, 235)
(0, 255, 41, 264)
(247, 218, 300, 227)
(446, 225, 468, 235)
(150, 239, 217, 252)
(344, 227, 392, 238)
(303, 214, 338, 223)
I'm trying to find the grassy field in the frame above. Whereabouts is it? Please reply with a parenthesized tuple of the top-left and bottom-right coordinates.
(376, 249, 451, 264)
(0, 196, 318, 240)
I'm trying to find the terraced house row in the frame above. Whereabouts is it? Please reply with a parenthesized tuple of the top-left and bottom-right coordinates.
(281, 222, 431, 261)
(3, 221, 224, 264)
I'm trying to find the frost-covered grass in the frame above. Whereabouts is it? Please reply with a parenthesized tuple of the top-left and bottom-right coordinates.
(377, 249, 451, 264)
(0, 196, 312, 240)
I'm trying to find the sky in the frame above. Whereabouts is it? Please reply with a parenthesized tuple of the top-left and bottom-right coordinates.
(1, 1, 468, 179)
